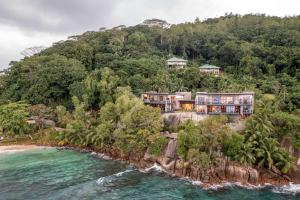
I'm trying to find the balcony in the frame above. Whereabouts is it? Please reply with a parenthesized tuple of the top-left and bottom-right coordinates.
(208, 111, 240, 115)
(196, 100, 252, 105)
(143, 99, 166, 104)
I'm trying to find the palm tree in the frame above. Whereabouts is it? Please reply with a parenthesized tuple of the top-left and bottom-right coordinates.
(234, 143, 256, 165)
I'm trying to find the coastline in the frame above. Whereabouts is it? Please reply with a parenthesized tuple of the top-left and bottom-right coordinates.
(0, 143, 299, 192)
(0, 144, 46, 154)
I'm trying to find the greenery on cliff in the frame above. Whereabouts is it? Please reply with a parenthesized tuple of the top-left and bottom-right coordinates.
(0, 14, 300, 174)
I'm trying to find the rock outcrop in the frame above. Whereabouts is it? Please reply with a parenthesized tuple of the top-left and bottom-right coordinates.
(92, 137, 296, 187)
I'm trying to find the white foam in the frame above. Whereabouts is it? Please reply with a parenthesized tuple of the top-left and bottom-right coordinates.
(272, 183, 300, 195)
(90, 152, 111, 160)
(181, 177, 203, 186)
(96, 169, 134, 185)
(201, 181, 268, 190)
(0, 149, 27, 154)
(144, 163, 166, 173)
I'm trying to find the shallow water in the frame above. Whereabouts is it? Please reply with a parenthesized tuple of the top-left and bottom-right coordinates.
(0, 148, 299, 200)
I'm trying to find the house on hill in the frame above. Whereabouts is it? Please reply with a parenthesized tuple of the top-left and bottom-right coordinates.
(166, 57, 187, 69)
(195, 92, 254, 116)
(199, 64, 220, 76)
(141, 91, 194, 112)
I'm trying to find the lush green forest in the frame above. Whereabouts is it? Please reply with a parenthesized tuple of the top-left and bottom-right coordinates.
(0, 14, 300, 173)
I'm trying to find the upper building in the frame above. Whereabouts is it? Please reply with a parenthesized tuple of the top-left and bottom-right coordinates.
(166, 57, 188, 69)
(199, 64, 220, 76)
(141, 91, 194, 112)
(195, 92, 254, 116)
(140, 19, 171, 28)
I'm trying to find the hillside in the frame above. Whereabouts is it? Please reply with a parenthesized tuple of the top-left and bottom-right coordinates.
(0, 14, 300, 183)
(0, 14, 299, 108)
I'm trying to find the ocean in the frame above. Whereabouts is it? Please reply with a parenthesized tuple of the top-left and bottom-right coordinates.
(0, 148, 299, 200)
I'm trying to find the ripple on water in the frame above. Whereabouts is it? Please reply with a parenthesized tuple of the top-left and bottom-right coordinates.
(0, 148, 300, 200)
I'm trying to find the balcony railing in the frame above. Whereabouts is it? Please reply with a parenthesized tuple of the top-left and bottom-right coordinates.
(196, 100, 252, 105)
(208, 111, 240, 115)
(143, 99, 173, 104)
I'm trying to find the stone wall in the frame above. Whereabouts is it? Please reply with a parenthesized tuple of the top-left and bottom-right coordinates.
(162, 112, 208, 123)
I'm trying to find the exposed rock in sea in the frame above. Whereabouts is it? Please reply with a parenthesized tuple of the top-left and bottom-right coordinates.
(69, 137, 298, 187)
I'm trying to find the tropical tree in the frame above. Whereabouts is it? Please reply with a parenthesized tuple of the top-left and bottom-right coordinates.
(0, 101, 30, 136)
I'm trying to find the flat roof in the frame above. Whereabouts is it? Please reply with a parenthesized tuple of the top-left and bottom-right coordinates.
(196, 92, 255, 95)
(142, 92, 176, 95)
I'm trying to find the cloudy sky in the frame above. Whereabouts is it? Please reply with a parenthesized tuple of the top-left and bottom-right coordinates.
(0, 0, 299, 69)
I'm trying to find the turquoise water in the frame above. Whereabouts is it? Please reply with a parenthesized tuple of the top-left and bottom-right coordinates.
(0, 148, 299, 200)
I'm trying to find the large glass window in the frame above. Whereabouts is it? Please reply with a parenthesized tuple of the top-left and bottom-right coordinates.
(212, 95, 220, 104)
(198, 96, 205, 104)
(226, 96, 234, 104)
(243, 96, 251, 104)
(243, 106, 251, 113)
(159, 96, 164, 101)
(197, 105, 206, 113)
(212, 106, 221, 113)
(226, 106, 235, 113)
(221, 96, 226, 104)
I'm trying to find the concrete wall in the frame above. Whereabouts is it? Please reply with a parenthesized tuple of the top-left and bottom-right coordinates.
(162, 112, 209, 123)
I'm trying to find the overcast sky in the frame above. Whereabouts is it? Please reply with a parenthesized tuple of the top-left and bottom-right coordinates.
(0, 0, 299, 70)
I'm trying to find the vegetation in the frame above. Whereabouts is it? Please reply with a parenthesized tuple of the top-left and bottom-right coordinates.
(0, 14, 299, 174)
(0, 101, 31, 136)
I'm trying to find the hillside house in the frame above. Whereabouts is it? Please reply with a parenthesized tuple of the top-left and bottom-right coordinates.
(195, 92, 254, 116)
(199, 64, 220, 76)
(166, 57, 187, 69)
(141, 91, 194, 112)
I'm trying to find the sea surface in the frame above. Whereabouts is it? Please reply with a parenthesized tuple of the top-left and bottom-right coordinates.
(0, 148, 299, 200)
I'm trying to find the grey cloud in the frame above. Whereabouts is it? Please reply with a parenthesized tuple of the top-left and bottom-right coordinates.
(0, 0, 120, 34)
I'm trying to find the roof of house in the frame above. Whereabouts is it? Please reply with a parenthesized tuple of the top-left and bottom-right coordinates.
(196, 92, 255, 95)
(199, 64, 220, 69)
(167, 57, 187, 62)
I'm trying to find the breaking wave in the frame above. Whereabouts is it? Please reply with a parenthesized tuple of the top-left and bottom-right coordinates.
(90, 152, 111, 160)
(144, 163, 166, 173)
(181, 177, 202, 186)
(272, 183, 300, 195)
(96, 169, 134, 185)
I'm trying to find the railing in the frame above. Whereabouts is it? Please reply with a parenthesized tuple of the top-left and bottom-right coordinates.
(208, 112, 240, 115)
(196, 100, 252, 105)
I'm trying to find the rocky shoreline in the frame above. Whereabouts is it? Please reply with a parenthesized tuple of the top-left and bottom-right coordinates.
(2, 141, 300, 188)
(57, 139, 300, 188)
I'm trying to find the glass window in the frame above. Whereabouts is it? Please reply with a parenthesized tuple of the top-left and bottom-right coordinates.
(198, 96, 205, 104)
(197, 105, 206, 113)
(221, 96, 226, 104)
(226, 96, 234, 104)
(226, 106, 235, 113)
(212, 106, 221, 113)
(212, 96, 220, 104)
(159, 96, 164, 101)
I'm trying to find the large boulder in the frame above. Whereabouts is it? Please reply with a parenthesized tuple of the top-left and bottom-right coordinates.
(164, 139, 177, 159)
(248, 168, 259, 184)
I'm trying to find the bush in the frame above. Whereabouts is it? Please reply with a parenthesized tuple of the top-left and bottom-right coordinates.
(222, 133, 245, 159)
(148, 136, 168, 156)
(0, 101, 31, 136)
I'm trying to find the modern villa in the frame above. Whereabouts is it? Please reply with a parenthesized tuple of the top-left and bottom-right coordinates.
(142, 91, 254, 116)
(141, 91, 194, 112)
(195, 92, 254, 116)
(166, 57, 187, 69)
(199, 64, 220, 76)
